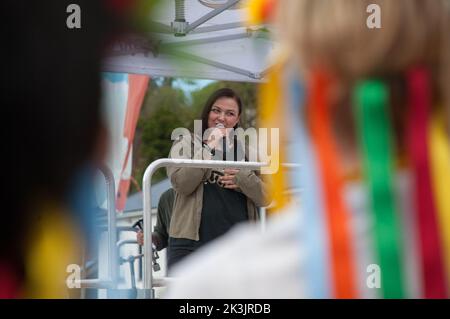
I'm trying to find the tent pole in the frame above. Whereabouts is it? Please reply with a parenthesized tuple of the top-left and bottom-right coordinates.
(175, 0, 186, 22)
(163, 49, 261, 79)
(192, 22, 249, 34)
(162, 32, 250, 48)
(185, 0, 242, 34)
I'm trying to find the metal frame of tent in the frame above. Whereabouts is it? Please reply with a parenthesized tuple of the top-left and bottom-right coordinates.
(91, 0, 281, 298)
(103, 0, 274, 82)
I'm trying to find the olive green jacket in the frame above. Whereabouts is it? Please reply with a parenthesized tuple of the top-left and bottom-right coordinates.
(167, 134, 271, 241)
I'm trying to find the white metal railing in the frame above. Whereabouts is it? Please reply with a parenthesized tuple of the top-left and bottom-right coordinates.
(75, 165, 118, 292)
(141, 158, 269, 298)
(140, 159, 302, 297)
(78, 160, 301, 297)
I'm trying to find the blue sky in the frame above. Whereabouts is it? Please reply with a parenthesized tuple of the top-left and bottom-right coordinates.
(172, 78, 216, 93)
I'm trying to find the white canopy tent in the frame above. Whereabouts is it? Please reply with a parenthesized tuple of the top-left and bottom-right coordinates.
(102, 0, 276, 82)
(97, 0, 278, 297)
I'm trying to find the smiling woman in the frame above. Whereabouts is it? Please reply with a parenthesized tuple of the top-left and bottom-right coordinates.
(165, 88, 271, 271)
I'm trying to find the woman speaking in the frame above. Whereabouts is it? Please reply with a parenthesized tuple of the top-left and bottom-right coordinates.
(166, 88, 270, 269)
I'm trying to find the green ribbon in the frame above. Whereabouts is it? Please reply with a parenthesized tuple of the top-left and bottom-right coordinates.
(354, 81, 405, 298)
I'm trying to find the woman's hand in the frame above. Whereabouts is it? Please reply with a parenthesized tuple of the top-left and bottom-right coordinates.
(219, 169, 240, 189)
(205, 127, 227, 150)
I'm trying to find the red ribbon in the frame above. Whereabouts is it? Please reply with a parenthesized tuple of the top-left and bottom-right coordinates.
(407, 67, 447, 298)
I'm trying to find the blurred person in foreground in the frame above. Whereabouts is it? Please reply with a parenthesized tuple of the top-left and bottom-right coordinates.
(0, 0, 122, 298)
(166, 0, 450, 298)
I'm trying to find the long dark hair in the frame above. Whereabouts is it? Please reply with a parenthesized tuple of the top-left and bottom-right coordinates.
(200, 88, 243, 135)
(2, 0, 118, 284)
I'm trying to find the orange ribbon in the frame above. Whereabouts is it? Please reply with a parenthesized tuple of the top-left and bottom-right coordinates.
(307, 71, 356, 298)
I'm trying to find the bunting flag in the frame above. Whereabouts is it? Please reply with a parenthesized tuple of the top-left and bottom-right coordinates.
(116, 74, 149, 211)
(102, 73, 149, 212)
(407, 68, 447, 298)
(307, 71, 356, 298)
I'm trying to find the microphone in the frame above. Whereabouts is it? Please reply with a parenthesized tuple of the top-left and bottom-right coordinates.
(215, 123, 226, 160)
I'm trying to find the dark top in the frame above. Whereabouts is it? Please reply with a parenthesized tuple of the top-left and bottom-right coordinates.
(168, 140, 248, 268)
(199, 169, 248, 243)
(153, 188, 175, 251)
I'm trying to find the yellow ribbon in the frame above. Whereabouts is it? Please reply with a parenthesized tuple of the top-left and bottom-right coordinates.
(25, 203, 82, 298)
(258, 66, 290, 213)
(429, 111, 450, 292)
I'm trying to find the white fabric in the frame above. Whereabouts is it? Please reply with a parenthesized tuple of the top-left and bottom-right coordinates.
(103, 0, 274, 82)
(165, 205, 307, 298)
(165, 172, 419, 299)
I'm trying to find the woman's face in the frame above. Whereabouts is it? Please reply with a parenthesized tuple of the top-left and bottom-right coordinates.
(207, 97, 240, 129)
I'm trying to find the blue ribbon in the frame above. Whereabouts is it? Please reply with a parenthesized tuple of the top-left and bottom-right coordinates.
(285, 70, 332, 298)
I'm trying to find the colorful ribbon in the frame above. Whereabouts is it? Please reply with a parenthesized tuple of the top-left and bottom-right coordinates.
(308, 71, 356, 298)
(259, 67, 290, 212)
(286, 70, 332, 298)
(429, 110, 450, 294)
(354, 80, 404, 298)
(247, 0, 277, 25)
(407, 68, 447, 298)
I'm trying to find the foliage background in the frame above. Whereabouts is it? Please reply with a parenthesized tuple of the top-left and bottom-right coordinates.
(130, 77, 258, 193)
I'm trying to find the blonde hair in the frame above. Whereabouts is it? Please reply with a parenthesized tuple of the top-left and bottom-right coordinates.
(276, 0, 450, 121)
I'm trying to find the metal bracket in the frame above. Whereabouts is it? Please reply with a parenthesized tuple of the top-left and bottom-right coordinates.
(172, 20, 189, 37)
(161, 31, 251, 48)
(185, 0, 242, 34)
(162, 48, 262, 80)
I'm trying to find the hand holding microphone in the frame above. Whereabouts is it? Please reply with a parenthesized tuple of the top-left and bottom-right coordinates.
(206, 123, 240, 189)
(206, 123, 227, 150)
(215, 123, 226, 136)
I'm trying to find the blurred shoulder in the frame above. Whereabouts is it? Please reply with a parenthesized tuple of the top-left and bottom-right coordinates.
(165, 206, 305, 299)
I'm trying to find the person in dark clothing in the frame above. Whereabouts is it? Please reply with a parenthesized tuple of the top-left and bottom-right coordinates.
(137, 188, 174, 251)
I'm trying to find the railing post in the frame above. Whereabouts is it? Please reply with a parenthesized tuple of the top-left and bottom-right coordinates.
(75, 165, 118, 293)
(99, 165, 119, 290)
(142, 158, 267, 297)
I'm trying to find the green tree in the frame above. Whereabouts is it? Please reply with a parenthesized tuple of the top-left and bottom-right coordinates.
(129, 78, 258, 194)
(131, 82, 193, 191)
